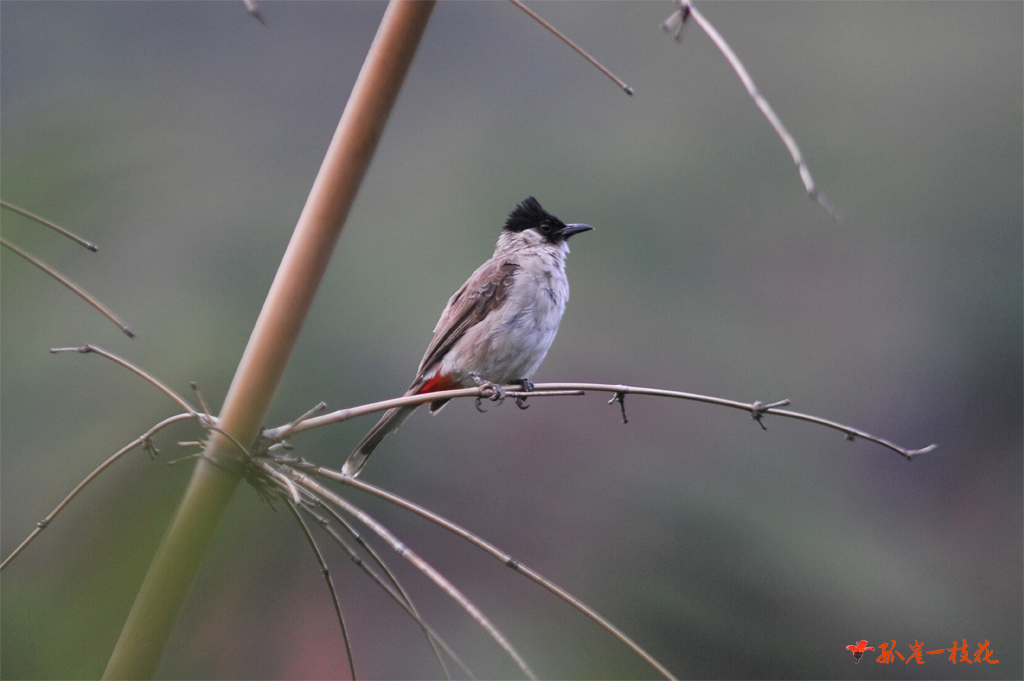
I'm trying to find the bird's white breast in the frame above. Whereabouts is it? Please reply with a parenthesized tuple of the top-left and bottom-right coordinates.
(441, 239, 570, 385)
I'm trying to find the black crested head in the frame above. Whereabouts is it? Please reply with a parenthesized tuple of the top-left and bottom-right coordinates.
(503, 197, 592, 243)
(504, 197, 560, 234)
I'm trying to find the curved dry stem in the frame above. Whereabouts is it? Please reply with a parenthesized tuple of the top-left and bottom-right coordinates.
(539, 382, 936, 460)
(509, 0, 633, 95)
(314, 467, 678, 680)
(2, 238, 134, 337)
(1, 200, 99, 251)
(262, 387, 583, 440)
(299, 499, 463, 680)
(49, 345, 196, 416)
(48, 346, 264, 463)
(284, 498, 357, 680)
(281, 466, 538, 680)
(266, 381, 933, 461)
(664, 0, 840, 220)
(0, 413, 196, 571)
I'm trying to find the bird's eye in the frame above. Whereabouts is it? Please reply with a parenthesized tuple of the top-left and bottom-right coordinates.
(540, 222, 552, 233)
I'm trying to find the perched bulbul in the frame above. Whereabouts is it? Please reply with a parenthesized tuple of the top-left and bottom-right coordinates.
(342, 197, 592, 477)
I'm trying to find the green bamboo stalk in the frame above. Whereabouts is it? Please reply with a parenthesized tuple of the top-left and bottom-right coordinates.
(102, 1, 437, 677)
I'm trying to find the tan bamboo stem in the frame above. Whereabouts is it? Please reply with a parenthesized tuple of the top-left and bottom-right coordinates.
(102, 2, 436, 677)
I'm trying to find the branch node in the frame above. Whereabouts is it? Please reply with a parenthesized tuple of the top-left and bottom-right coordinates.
(273, 401, 328, 442)
(142, 437, 160, 458)
(661, 0, 691, 41)
(608, 391, 629, 424)
(750, 398, 789, 430)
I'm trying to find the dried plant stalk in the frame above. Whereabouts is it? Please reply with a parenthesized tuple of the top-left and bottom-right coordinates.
(102, 2, 437, 677)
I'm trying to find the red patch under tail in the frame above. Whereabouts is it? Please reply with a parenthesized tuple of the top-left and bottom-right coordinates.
(415, 372, 462, 412)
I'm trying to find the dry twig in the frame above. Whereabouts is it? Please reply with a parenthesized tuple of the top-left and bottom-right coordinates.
(278, 464, 539, 679)
(2, 239, 134, 337)
(1, 200, 99, 251)
(263, 382, 934, 461)
(0, 413, 196, 570)
(308, 465, 679, 680)
(663, 0, 841, 220)
(283, 498, 357, 680)
(509, 0, 633, 95)
(298, 499, 462, 679)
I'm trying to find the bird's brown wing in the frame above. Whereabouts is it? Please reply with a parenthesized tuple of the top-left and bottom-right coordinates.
(412, 259, 518, 386)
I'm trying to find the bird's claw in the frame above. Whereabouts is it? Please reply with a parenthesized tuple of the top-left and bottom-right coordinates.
(470, 373, 506, 408)
(470, 374, 535, 410)
(513, 378, 533, 409)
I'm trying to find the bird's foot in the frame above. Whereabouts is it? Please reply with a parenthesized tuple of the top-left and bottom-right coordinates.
(470, 372, 506, 412)
(512, 378, 534, 410)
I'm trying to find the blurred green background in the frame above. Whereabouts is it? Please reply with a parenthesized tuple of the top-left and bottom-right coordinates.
(2, 1, 1020, 678)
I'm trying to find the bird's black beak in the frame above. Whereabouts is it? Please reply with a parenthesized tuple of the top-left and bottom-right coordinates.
(559, 223, 594, 239)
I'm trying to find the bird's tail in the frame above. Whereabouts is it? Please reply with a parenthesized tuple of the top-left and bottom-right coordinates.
(342, 404, 418, 477)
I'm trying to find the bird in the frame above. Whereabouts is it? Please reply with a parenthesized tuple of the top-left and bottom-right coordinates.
(342, 197, 592, 477)
(846, 640, 874, 663)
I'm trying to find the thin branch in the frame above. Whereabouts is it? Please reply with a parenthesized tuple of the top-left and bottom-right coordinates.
(266, 466, 303, 505)
(509, 0, 633, 95)
(48, 343, 259, 464)
(2, 238, 134, 337)
(310, 466, 678, 681)
(273, 401, 328, 441)
(49, 345, 197, 416)
(265, 381, 933, 461)
(664, 0, 841, 220)
(261, 387, 583, 441)
(283, 498, 357, 681)
(541, 383, 935, 460)
(0, 413, 196, 571)
(300, 499, 462, 680)
(1, 200, 99, 251)
(760, 405, 937, 459)
(190, 382, 213, 422)
(46, 346, 246, 465)
(281, 465, 538, 680)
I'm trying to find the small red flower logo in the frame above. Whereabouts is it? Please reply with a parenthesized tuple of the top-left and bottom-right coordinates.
(846, 640, 875, 663)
